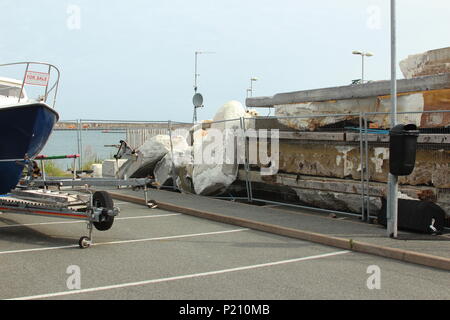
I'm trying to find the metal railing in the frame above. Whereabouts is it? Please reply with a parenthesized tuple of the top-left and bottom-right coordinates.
(0, 62, 61, 108)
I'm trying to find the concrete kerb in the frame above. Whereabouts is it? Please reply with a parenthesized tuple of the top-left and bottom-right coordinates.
(108, 191, 450, 272)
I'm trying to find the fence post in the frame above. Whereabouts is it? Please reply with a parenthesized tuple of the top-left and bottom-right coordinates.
(364, 114, 371, 222)
(240, 117, 253, 202)
(168, 120, 177, 191)
(76, 119, 83, 170)
(359, 113, 366, 220)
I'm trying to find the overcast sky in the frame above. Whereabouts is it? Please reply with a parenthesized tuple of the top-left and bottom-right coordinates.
(1, 0, 449, 121)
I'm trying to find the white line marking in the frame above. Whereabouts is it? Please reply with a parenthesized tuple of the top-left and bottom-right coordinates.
(0, 228, 248, 255)
(116, 214, 180, 221)
(93, 228, 249, 247)
(0, 244, 79, 255)
(0, 213, 181, 228)
(8, 250, 350, 300)
(0, 220, 82, 228)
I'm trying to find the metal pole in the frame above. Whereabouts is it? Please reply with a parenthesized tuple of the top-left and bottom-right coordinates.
(168, 120, 177, 191)
(193, 52, 199, 124)
(240, 117, 253, 202)
(193, 51, 215, 123)
(194, 52, 198, 93)
(193, 108, 197, 124)
(362, 55, 365, 84)
(18, 63, 30, 104)
(43, 65, 51, 102)
(52, 66, 60, 108)
(40, 159, 46, 182)
(76, 119, 82, 169)
(387, 0, 398, 238)
(73, 157, 77, 181)
(364, 115, 371, 222)
(359, 114, 366, 219)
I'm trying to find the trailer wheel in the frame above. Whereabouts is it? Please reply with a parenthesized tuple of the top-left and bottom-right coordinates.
(79, 236, 91, 249)
(92, 191, 115, 231)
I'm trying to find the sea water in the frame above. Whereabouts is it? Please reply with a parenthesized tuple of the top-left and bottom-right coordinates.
(40, 130, 126, 170)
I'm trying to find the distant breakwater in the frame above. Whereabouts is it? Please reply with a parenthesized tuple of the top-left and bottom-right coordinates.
(55, 121, 191, 130)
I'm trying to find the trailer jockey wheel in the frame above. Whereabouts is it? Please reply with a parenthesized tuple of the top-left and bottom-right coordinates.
(92, 191, 115, 231)
(79, 236, 91, 249)
(147, 200, 158, 209)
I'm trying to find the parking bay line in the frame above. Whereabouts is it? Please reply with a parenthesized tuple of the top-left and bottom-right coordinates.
(0, 213, 181, 228)
(0, 228, 249, 255)
(9, 250, 350, 300)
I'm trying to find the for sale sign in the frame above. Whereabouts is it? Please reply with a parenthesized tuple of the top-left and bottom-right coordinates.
(25, 71, 50, 86)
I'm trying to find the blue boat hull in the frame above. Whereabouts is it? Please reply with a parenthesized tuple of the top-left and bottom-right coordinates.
(0, 103, 59, 194)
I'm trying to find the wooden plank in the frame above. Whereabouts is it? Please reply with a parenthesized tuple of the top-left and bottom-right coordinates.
(279, 131, 345, 141)
(238, 170, 438, 200)
(345, 132, 450, 144)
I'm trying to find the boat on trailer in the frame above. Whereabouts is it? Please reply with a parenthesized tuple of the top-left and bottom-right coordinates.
(0, 62, 121, 248)
(0, 62, 59, 194)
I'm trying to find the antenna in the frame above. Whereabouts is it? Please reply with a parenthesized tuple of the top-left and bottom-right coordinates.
(193, 93, 204, 108)
(192, 50, 215, 123)
(192, 93, 204, 123)
(194, 51, 215, 92)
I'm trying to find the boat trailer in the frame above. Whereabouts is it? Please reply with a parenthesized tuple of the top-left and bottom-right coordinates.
(0, 188, 120, 248)
(0, 157, 157, 248)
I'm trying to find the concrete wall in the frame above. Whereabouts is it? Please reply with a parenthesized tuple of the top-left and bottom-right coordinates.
(275, 140, 450, 188)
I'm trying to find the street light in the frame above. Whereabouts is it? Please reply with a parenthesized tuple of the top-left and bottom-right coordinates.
(249, 77, 258, 97)
(352, 51, 373, 84)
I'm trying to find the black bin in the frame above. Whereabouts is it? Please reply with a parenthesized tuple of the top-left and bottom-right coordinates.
(378, 199, 445, 234)
(389, 124, 419, 176)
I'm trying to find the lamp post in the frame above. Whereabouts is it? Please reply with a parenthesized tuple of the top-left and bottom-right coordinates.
(352, 51, 373, 83)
